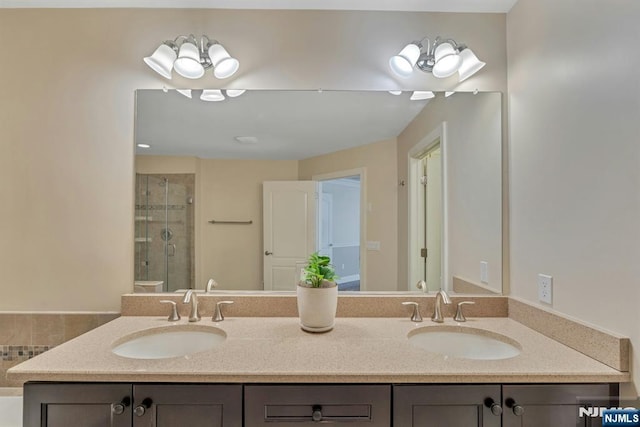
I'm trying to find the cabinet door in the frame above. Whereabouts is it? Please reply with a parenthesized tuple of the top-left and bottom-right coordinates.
(23, 383, 132, 427)
(394, 384, 502, 427)
(502, 384, 618, 427)
(132, 384, 242, 427)
(245, 384, 391, 426)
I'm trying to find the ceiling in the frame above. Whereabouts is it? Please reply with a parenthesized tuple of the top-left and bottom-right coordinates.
(135, 90, 429, 160)
(0, 0, 518, 12)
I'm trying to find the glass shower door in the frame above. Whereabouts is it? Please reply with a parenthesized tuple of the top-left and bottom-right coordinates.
(135, 174, 194, 292)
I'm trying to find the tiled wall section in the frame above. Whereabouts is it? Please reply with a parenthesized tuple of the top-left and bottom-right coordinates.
(0, 312, 119, 387)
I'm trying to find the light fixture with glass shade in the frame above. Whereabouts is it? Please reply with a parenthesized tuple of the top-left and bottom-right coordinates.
(389, 36, 485, 82)
(144, 35, 239, 80)
(200, 89, 226, 102)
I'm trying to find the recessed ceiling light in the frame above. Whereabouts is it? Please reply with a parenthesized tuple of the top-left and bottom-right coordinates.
(137, 143, 151, 148)
(234, 136, 258, 144)
(388, 90, 402, 95)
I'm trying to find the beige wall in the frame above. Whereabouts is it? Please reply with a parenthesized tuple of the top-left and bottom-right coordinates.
(136, 156, 198, 174)
(199, 158, 298, 290)
(397, 93, 503, 292)
(0, 8, 506, 311)
(136, 156, 298, 291)
(299, 139, 398, 291)
(507, 0, 640, 396)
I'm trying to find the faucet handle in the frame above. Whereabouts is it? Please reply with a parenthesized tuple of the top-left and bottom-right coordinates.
(159, 300, 180, 322)
(213, 301, 234, 322)
(453, 301, 476, 322)
(206, 278, 218, 292)
(416, 280, 428, 293)
(402, 302, 423, 322)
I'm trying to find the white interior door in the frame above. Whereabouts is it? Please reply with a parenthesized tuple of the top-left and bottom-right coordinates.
(425, 147, 442, 292)
(263, 181, 317, 290)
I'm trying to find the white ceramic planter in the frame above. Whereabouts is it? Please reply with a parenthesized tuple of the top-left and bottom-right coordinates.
(296, 282, 338, 333)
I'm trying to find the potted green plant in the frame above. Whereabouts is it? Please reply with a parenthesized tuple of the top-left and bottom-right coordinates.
(297, 252, 339, 332)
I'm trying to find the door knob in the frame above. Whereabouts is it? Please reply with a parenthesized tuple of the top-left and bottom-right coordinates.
(264, 250, 273, 255)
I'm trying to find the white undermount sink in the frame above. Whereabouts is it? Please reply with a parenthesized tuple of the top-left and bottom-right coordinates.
(407, 326, 521, 360)
(111, 325, 226, 359)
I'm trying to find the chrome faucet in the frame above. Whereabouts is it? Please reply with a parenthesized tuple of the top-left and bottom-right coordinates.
(182, 289, 201, 322)
(431, 290, 452, 323)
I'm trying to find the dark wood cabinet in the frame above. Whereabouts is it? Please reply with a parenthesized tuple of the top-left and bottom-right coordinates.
(24, 382, 619, 427)
(24, 383, 242, 427)
(24, 383, 132, 427)
(502, 384, 618, 427)
(245, 384, 391, 426)
(393, 384, 502, 427)
(132, 384, 242, 427)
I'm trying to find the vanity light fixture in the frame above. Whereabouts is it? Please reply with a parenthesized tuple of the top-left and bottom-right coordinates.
(390, 36, 485, 81)
(176, 89, 192, 98)
(387, 90, 434, 100)
(200, 89, 225, 102)
(144, 35, 239, 80)
(410, 91, 435, 101)
(225, 89, 246, 98)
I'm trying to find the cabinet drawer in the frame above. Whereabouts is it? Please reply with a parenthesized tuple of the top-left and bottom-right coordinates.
(245, 385, 391, 426)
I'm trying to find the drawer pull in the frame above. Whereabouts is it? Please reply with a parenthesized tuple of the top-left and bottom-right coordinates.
(311, 405, 323, 422)
(264, 403, 372, 422)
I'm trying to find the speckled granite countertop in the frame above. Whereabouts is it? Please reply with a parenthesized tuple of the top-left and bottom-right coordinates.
(7, 316, 628, 384)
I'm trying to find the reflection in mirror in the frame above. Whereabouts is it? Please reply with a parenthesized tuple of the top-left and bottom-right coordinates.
(134, 90, 501, 295)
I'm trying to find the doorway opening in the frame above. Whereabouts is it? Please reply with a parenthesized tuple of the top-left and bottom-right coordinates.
(408, 123, 448, 292)
(314, 168, 366, 291)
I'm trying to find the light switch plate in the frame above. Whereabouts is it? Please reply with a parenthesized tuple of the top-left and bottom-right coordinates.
(538, 274, 553, 304)
(366, 241, 381, 251)
(480, 261, 488, 284)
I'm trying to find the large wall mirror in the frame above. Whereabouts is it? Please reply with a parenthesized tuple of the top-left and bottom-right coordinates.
(134, 89, 502, 295)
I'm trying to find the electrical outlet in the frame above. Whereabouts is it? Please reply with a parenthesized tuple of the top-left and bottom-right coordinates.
(538, 274, 553, 304)
(480, 261, 488, 284)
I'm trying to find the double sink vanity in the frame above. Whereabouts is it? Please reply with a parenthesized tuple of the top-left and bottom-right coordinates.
(9, 294, 629, 426)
